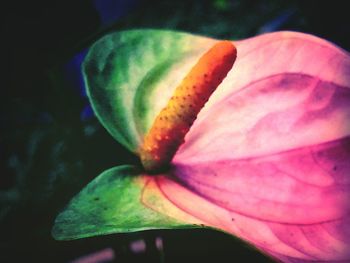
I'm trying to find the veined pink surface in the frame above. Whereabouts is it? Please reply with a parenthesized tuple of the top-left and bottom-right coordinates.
(143, 32, 350, 262)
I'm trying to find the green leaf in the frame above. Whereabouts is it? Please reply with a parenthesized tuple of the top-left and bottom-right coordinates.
(83, 29, 215, 153)
(52, 165, 193, 240)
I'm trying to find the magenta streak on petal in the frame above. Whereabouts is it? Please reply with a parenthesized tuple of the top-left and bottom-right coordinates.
(196, 32, 350, 120)
(155, 176, 315, 260)
(174, 74, 350, 164)
(264, 248, 350, 263)
(321, 218, 350, 243)
(267, 221, 350, 260)
(172, 137, 350, 224)
(156, 174, 350, 261)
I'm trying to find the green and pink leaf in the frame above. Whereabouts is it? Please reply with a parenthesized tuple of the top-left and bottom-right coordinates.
(52, 165, 201, 240)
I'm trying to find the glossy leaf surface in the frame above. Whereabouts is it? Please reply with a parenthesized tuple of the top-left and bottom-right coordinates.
(83, 29, 215, 152)
(52, 165, 199, 240)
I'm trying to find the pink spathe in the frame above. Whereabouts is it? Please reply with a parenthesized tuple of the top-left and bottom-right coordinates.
(147, 32, 350, 262)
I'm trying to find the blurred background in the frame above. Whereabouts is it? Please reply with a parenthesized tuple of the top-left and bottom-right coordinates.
(1, 0, 349, 262)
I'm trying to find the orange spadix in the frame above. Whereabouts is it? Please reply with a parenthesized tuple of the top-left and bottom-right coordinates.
(139, 40, 237, 173)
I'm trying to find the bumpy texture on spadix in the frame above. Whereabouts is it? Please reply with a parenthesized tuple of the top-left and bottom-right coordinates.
(140, 41, 237, 172)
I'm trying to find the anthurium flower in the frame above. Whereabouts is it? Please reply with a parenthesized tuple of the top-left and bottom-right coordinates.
(52, 29, 350, 263)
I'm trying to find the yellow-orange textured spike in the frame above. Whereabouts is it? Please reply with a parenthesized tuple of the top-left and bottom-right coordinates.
(140, 40, 237, 173)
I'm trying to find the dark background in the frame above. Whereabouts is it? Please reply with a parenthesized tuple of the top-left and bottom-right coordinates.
(1, 0, 349, 262)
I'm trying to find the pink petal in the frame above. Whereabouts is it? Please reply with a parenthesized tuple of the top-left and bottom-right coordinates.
(164, 32, 350, 261)
(175, 32, 350, 163)
(200, 31, 350, 119)
(173, 138, 350, 224)
(153, 175, 350, 261)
